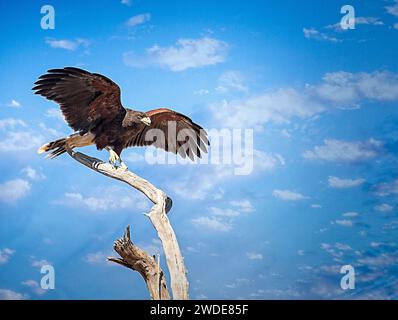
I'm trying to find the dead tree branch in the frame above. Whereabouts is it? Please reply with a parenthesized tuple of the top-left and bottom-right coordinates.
(65, 148, 189, 300)
(107, 225, 170, 300)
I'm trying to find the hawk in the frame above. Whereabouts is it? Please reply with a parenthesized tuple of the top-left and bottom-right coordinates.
(33, 67, 209, 169)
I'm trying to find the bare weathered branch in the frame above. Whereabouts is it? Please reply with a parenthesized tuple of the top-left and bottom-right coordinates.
(107, 226, 170, 300)
(65, 148, 189, 300)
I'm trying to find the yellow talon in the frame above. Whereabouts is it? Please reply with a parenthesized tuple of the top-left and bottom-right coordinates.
(120, 161, 129, 171)
(108, 149, 119, 165)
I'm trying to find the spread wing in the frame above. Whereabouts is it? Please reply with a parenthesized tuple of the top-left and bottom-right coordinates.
(32, 67, 125, 133)
(127, 108, 209, 160)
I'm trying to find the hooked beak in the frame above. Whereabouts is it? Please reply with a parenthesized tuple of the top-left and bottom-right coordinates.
(140, 116, 151, 126)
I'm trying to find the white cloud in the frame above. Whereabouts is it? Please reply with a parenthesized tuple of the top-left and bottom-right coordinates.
(194, 89, 210, 95)
(0, 289, 27, 300)
(273, 189, 308, 201)
(45, 108, 64, 121)
(22, 280, 45, 295)
(0, 120, 44, 153)
(394, 23, 398, 30)
(320, 243, 333, 251)
(46, 39, 77, 50)
(311, 204, 322, 208)
(334, 219, 353, 227)
(0, 248, 15, 264)
(0, 118, 26, 130)
(186, 246, 199, 253)
(38, 123, 61, 137)
(84, 251, 109, 264)
(212, 188, 224, 200)
(374, 180, 398, 197)
(209, 207, 240, 217)
(370, 241, 397, 248)
(230, 199, 254, 213)
(358, 252, 397, 267)
(191, 201, 249, 233)
(123, 152, 145, 163)
(328, 176, 365, 188)
(319, 264, 341, 274)
(124, 37, 228, 71)
(310, 71, 398, 106)
(31, 258, 51, 269)
(355, 17, 384, 26)
(65, 192, 114, 210)
(60, 187, 148, 211)
(225, 278, 252, 289)
(334, 243, 352, 251)
(7, 100, 21, 108)
(210, 88, 324, 129)
(303, 139, 382, 162)
(169, 151, 282, 200)
(191, 216, 231, 232)
(303, 28, 340, 42)
(354, 16, 384, 26)
(386, 0, 398, 17)
(297, 250, 305, 256)
(0, 179, 31, 204)
(320, 242, 353, 261)
(254, 150, 285, 171)
(121, 0, 132, 6)
(374, 203, 393, 213)
(45, 38, 90, 51)
(326, 16, 384, 31)
(210, 71, 398, 131)
(246, 252, 263, 260)
(342, 211, 359, 218)
(21, 166, 46, 181)
(170, 169, 222, 200)
(215, 71, 248, 93)
(0, 131, 44, 152)
(126, 13, 151, 27)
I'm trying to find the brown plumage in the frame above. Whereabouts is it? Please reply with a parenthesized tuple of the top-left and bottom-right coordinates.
(33, 67, 209, 167)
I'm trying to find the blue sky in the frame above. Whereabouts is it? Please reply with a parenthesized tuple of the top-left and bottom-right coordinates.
(1, 0, 398, 300)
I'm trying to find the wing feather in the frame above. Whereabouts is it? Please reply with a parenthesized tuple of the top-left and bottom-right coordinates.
(32, 67, 124, 132)
(127, 108, 209, 160)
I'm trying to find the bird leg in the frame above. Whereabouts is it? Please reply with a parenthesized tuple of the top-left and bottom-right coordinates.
(106, 147, 128, 171)
(108, 148, 119, 165)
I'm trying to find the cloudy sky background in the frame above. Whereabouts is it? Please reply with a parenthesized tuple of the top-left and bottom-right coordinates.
(1, 0, 398, 299)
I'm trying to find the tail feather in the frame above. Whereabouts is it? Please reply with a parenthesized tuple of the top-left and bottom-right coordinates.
(37, 138, 68, 158)
(38, 133, 95, 159)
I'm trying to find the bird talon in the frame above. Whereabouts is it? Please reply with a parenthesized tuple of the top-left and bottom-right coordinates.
(119, 161, 128, 171)
(109, 161, 118, 170)
(108, 149, 121, 169)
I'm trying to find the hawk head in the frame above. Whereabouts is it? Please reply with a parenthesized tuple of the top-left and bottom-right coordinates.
(123, 110, 151, 127)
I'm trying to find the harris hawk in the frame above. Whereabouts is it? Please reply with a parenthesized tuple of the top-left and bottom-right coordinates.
(33, 67, 209, 169)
